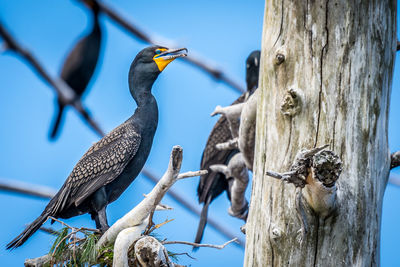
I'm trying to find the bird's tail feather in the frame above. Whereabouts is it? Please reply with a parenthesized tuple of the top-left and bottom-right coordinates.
(193, 195, 212, 251)
(6, 210, 50, 249)
(49, 103, 65, 139)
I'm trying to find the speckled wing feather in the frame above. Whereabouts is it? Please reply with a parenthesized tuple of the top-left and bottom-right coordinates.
(198, 93, 248, 203)
(52, 121, 141, 214)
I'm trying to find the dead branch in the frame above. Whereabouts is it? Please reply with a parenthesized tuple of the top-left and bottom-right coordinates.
(84, 0, 245, 93)
(0, 23, 105, 137)
(216, 137, 238, 151)
(0, 178, 56, 199)
(178, 170, 207, 180)
(48, 216, 100, 233)
(163, 237, 238, 249)
(96, 146, 184, 248)
(238, 88, 258, 170)
(211, 103, 244, 138)
(106, 146, 208, 266)
(140, 169, 245, 247)
(210, 153, 249, 220)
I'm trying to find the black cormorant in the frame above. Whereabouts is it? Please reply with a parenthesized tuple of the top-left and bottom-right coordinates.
(7, 46, 187, 249)
(195, 50, 260, 245)
(49, 0, 102, 139)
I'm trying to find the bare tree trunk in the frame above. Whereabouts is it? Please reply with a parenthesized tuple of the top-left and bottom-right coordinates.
(244, 1, 396, 266)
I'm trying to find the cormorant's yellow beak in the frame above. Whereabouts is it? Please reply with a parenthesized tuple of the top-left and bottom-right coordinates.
(153, 48, 188, 72)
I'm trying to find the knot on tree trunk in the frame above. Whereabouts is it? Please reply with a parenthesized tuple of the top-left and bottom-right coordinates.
(280, 88, 303, 117)
(267, 145, 342, 190)
(311, 150, 342, 187)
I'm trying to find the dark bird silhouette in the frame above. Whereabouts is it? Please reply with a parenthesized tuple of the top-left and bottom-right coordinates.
(195, 50, 260, 245)
(7, 46, 187, 249)
(49, 0, 102, 139)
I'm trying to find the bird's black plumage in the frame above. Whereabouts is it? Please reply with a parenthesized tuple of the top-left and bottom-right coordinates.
(7, 46, 187, 249)
(195, 50, 260, 245)
(49, 0, 102, 139)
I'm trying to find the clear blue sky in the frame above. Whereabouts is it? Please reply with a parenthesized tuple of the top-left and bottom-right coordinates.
(0, 1, 399, 266)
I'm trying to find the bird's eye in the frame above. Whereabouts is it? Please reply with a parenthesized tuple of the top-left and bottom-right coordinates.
(155, 49, 162, 55)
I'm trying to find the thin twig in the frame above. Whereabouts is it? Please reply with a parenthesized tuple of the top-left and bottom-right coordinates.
(48, 216, 100, 233)
(68, 232, 77, 265)
(147, 218, 174, 235)
(265, 171, 284, 179)
(51, 230, 75, 258)
(216, 138, 238, 151)
(0, 23, 105, 137)
(163, 237, 238, 249)
(39, 226, 58, 235)
(143, 209, 156, 235)
(170, 252, 196, 260)
(177, 170, 207, 180)
(82, 0, 245, 93)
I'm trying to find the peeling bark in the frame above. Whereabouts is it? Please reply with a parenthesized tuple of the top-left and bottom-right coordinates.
(244, 0, 396, 266)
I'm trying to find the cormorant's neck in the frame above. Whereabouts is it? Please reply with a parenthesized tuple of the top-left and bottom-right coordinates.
(128, 67, 159, 107)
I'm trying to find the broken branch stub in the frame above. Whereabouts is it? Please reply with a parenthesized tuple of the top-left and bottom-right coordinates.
(211, 103, 244, 138)
(266, 145, 342, 216)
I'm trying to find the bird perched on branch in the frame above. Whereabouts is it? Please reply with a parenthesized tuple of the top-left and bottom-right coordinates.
(7, 46, 187, 249)
(195, 50, 260, 245)
(49, 0, 102, 139)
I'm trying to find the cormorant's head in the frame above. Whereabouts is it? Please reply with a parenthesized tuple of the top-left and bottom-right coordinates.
(128, 46, 187, 100)
(132, 46, 187, 74)
(246, 50, 261, 92)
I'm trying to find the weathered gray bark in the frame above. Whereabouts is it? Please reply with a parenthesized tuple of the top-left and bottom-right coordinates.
(244, 1, 396, 266)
